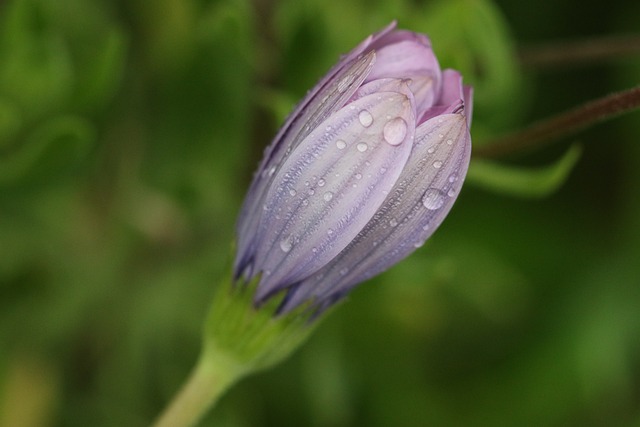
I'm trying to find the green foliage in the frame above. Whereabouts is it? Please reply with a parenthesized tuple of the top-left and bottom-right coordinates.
(467, 144, 582, 198)
(1, 0, 640, 426)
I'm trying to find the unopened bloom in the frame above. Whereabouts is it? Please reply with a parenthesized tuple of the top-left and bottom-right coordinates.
(234, 22, 472, 314)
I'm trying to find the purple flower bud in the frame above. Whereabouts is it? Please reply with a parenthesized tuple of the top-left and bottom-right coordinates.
(234, 22, 472, 314)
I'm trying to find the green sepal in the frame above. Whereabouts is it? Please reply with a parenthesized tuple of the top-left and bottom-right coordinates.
(467, 144, 582, 198)
(203, 270, 318, 376)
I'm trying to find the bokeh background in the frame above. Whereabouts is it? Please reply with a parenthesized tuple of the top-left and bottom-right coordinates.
(1, 0, 639, 426)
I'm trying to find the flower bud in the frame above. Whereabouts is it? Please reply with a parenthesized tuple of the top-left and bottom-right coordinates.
(234, 22, 472, 314)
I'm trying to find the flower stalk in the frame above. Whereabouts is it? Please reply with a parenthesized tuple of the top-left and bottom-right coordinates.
(475, 85, 640, 158)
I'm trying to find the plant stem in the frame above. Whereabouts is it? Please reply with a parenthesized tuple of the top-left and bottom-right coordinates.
(519, 34, 640, 69)
(474, 86, 640, 158)
(151, 347, 245, 427)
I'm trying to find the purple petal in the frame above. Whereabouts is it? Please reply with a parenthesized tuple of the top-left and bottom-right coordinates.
(280, 112, 471, 313)
(419, 69, 467, 123)
(235, 51, 377, 277)
(365, 39, 441, 90)
(252, 85, 417, 302)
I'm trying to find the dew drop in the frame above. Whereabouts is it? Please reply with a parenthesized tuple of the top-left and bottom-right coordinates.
(336, 139, 347, 149)
(323, 191, 334, 202)
(427, 146, 435, 154)
(280, 235, 293, 252)
(446, 138, 453, 145)
(383, 117, 408, 146)
(433, 160, 443, 169)
(448, 173, 458, 183)
(318, 178, 326, 187)
(447, 188, 457, 197)
(413, 241, 424, 248)
(357, 142, 368, 152)
(340, 268, 349, 276)
(358, 110, 374, 127)
(355, 173, 362, 180)
(289, 189, 297, 196)
(327, 228, 334, 235)
(302, 199, 309, 206)
(422, 188, 445, 210)
(389, 218, 398, 227)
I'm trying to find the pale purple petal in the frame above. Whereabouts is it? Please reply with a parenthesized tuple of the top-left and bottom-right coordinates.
(419, 69, 467, 123)
(279, 113, 471, 313)
(235, 52, 377, 277)
(252, 86, 417, 301)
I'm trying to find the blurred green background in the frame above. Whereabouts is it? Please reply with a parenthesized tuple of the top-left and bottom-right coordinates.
(1, 0, 639, 426)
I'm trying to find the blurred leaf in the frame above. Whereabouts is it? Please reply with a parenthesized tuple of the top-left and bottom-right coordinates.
(467, 144, 582, 198)
(0, 0, 74, 120)
(417, 0, 525, 138)
(0, 115, 95, 186)
(72, 28, 127, 111)
(0, 98, 22, 147)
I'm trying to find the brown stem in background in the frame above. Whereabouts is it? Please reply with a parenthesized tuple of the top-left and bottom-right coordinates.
(519, 35, 640, 69)
(474, 86, 640, 158)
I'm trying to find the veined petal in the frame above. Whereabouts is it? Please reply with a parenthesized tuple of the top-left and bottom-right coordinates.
(253, 87, 417, 302)
(419, 69, 467, 124)
(235, 51, 377, 277)
(280, 113, 471, 313)
(365, 39, 441, 95)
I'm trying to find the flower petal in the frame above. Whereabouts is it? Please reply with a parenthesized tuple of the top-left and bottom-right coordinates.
(280, 113, 471, 313)
(235, 51, 377, 277)
(252, 86, 417, 302)
(366, 37, 441, 98)
(419, 69, 468, 123)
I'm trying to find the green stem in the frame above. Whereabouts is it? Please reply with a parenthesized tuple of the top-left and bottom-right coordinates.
(475, 85, 640, 158)
(151, 346, 245, 427)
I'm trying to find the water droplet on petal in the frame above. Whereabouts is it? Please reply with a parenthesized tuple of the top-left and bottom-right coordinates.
(383, 117, 408, 146)
(323, 191, 334, 202)
(448, 173, 458, 183)
(355, 173, 362, 180)
(389, 218, 398, 227)
(358, 110, 373, 127)
(427, 146, 435, 154)
(340, 268, 349, 276)
(446, 138, 453, 145)
(422, 189, 445, 210)
(318, 178, 325, 187)
(357, 142, 368, 152)
(336, 139, 347, 149)
(433, 160, 443, 169)
(413, 241, 424, 248)
(289, 189, 297, 196)
(327, 228, 334, 235)
(447, 188, 457, 197)
(280, 235, 293, 252)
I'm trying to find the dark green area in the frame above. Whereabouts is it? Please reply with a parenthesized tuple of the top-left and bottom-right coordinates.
(1, 0, 639, 425)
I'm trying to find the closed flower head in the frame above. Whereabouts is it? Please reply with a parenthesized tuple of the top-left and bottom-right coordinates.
(234, 22, 473, 314)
